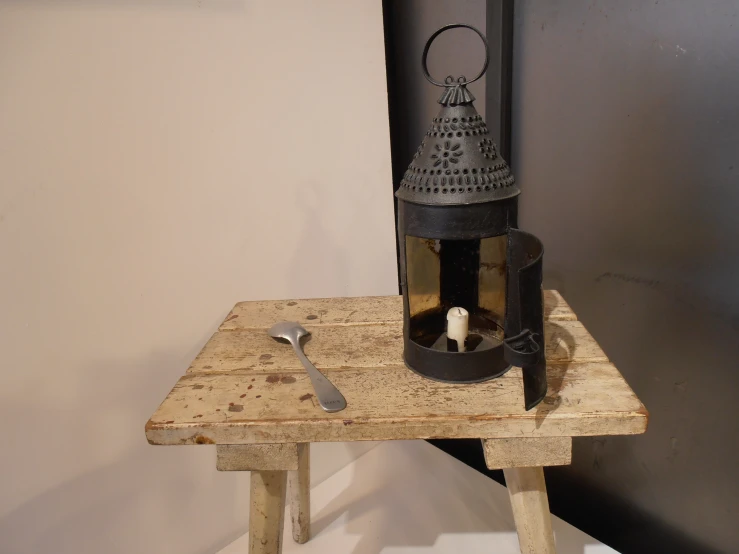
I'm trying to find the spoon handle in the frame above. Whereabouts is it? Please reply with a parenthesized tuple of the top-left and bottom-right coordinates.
(289, 340, 347, 413)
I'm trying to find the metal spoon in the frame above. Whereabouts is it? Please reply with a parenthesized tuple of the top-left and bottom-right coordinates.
(268, 321, 347, 413)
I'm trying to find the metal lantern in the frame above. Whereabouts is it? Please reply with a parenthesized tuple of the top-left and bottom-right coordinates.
(396, 24, 547, 410)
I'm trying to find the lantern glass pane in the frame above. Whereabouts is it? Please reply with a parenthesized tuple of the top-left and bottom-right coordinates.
(478, 235, 507, 339)
(405, 234, 506, 350)
(405, 236, 441, 318)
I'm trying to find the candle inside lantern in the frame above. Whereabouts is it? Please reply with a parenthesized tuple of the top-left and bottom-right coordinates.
(446, 307, 469, 352)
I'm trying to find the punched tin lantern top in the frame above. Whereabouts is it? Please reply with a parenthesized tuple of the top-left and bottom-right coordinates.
(395, 24, 519, 206)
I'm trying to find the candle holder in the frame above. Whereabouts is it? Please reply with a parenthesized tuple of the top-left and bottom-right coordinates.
(396, 24, 547, 410)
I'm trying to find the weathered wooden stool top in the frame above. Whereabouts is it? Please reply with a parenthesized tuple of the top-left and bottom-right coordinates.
(145, 292, 647, 446)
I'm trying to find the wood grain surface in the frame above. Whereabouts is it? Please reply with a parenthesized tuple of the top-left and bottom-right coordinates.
(482, 437, 572, 469)
(187, 320, 605, 374)
(146, 293, 648, 445)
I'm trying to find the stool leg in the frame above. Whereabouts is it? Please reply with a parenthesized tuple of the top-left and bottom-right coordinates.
(249, 470, 287, 554)
(503, 466, 556, 554)
(288, 443, 310, 543)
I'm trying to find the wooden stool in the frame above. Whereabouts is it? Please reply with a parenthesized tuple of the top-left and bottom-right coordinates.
(146, 292, 648, 554)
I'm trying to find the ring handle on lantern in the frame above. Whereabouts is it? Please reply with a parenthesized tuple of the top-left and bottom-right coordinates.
(421, 24, 490, 88)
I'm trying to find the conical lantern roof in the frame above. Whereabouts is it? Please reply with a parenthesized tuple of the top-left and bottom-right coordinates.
(395, 26, 519, 206)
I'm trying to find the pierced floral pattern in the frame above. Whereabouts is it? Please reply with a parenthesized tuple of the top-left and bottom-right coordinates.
(431, 140, 463, 168)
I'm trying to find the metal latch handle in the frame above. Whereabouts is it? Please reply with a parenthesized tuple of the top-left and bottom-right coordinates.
(503, 329, 541, 367)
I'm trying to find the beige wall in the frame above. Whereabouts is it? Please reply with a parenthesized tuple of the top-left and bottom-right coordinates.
(0, 1, 396, 552)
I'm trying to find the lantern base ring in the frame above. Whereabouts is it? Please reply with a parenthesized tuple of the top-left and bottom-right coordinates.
(403, 336, 513, 383)
(403, 359, 513, 385)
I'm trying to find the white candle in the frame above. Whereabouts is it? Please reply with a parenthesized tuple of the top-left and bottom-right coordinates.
(446, 307, 469, 352)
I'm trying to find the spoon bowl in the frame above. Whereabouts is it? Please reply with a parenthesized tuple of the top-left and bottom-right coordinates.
(269, 321, 309, 343)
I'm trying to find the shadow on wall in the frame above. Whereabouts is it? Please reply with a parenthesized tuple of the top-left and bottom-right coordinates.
(0, 352, 250, 554)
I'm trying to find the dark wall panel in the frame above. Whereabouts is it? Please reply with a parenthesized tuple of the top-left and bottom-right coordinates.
(514, 1, 739, 552)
